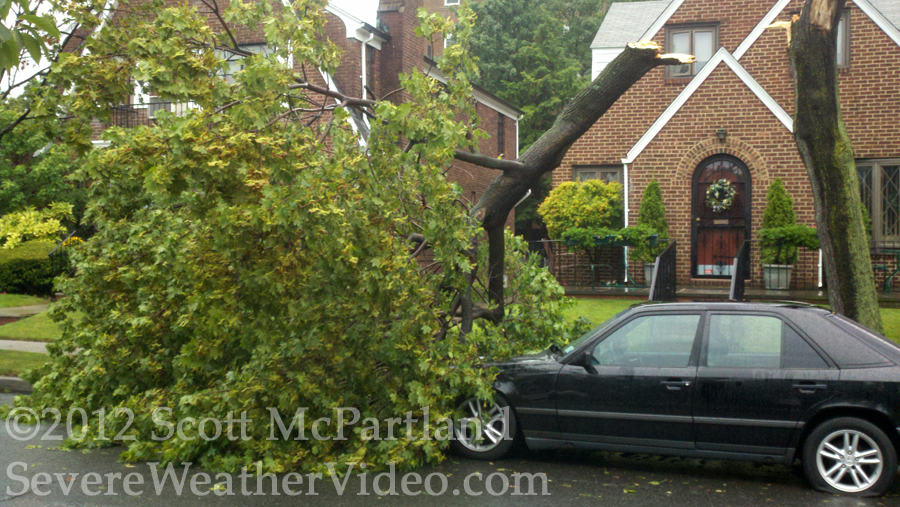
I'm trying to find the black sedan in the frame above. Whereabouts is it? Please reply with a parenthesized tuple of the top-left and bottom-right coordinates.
(451, 302, 900, 497)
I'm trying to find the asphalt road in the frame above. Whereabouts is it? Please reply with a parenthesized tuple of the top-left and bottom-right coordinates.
(2, 394, 898, 506)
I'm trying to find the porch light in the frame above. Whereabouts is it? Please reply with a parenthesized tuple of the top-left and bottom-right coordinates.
(716, 128, 727, 143)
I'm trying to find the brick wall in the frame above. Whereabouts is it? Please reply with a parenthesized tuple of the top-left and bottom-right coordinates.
(557, 0, 900, 289)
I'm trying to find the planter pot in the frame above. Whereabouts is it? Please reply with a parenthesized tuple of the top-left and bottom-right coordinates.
(593, 236, 611, 246)
(644, 263, 655, 284)
(763, 264, 793, 290)
(647, 234, 659, 247)
(565, 238, 578, 247)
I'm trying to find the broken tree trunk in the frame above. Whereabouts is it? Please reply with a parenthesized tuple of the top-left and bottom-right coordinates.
(457, 42, 691, 320)
(790, 0, 884, 332)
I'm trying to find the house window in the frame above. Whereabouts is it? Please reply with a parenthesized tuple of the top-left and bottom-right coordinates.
(574, 165, 622, 184)
(444, 32, 457, 48)
(858, 159, 900, 241)
(665, 24, 718, 77)
(836, 10, 850, 68)
(497, 113, 505, 157)
(221, 43, 272, 84)
(444, 0, 459, 5)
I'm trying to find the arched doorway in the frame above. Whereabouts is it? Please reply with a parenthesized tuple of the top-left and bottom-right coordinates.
(692, 155, 752, 278)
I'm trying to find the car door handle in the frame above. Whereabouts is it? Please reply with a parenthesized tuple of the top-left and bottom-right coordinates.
(792, 382, 828, 393)
(661, 380, 691, 390)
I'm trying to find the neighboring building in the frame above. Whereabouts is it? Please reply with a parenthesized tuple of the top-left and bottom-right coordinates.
(558, 0, 900, 289)
(91, 0, 521, 217)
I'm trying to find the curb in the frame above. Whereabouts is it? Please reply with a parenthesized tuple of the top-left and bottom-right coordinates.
(0, 376, 33, 394)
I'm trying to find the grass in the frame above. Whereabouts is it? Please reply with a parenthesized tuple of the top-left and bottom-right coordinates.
(0, 350, 48, 376)
(881, 308, 900, 344)
(564, 297, 900, 344)
(562, 298, 641, 327)
(0, 310, 77, 342)
(0, 294, 47, 308)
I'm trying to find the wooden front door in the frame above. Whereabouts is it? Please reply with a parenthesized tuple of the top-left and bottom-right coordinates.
(692, 155, 752, 278)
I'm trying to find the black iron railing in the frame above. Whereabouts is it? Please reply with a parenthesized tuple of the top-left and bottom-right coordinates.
(528, 240, 627, 289)
(108, 100, 185, 129)
(649, 241, 677, 301)
(870, 240, 900, 292)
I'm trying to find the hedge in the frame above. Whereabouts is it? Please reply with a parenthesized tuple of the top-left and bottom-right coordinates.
(0, 240, 69, 296)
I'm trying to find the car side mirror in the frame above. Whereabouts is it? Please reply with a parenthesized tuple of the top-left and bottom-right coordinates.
(577, 350, 595, 372)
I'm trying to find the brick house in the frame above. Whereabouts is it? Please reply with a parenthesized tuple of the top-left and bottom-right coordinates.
(92, 0, 521, 215)
(556, 0, 900, 290)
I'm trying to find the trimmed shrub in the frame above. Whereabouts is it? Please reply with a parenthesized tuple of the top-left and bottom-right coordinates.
(538, 180, 624, 239)
(0, 203, 73, 250)
(632, 180, 669, 263)
(0, 240, 68, 296)
(760, 179, 806, 265)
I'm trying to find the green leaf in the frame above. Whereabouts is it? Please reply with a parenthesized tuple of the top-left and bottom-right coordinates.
(0, 39, 19, 69)
(20, 14, 60, 38)
(0, 23, 12, 44)
(19, 31, 42, 64)
(0, 0, 12, 22)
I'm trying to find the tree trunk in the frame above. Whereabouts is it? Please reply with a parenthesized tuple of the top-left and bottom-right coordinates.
(461, 42, 690, 317)
(790, 0, 884, 332)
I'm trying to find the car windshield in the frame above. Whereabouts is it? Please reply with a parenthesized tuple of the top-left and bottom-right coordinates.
(561, 307, 632, 355)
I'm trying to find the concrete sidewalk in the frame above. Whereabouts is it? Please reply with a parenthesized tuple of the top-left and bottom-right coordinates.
(0, 341, 45, 393)
(0, 340, 48, 354)
(0, 304, 48, 318)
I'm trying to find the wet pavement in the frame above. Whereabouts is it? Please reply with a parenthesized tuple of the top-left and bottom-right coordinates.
(2, 394, 898, 506)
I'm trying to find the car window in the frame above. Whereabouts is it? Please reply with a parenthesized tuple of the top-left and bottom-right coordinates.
(592, 314, 700, 368)
(707, 314, 827, 369)
(782, 325, 829, 369)
(562, 307, 632, 355)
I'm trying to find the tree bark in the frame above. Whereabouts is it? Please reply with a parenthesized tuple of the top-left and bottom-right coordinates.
(460, 42, 690, 317)
(790, 0, 884, 332)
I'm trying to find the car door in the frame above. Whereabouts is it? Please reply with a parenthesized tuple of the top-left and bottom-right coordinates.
(693, 312, 838, 457)
(555, 312, 703, 450)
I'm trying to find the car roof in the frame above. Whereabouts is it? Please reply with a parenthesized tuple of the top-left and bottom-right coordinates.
(628, 301, 830, 313)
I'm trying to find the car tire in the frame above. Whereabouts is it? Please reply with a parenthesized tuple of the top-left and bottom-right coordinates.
(802, 417, 897, 497)
(450, 394, 517, 460)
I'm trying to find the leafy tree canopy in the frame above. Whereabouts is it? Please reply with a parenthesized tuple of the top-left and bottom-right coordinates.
(6, 0, 583, 475)
(0, 101, 86, 221)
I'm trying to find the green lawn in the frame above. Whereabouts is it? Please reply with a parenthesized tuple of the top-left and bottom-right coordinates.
(562, 298, 641, 328)
(0, 294, 47, 308)
(0, 350, 49, 376)
(882, 308, 900, 343)
(0, 310, 76, 342)
(563, 297, 900, 344)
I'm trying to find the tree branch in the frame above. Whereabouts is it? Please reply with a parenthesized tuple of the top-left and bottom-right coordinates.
(453, 149, 527, 174)
(290, 80, 377, 109)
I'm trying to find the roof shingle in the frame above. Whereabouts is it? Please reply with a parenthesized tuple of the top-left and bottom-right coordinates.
(590, 0, 674, 49)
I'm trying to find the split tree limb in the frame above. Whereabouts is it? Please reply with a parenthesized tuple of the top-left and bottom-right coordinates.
(455, 41, 691, 317)
(453, 149, 526, 174)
